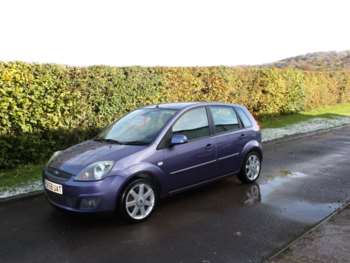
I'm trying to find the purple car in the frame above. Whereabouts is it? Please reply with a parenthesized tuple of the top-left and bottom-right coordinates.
(43, 102, 262, 222)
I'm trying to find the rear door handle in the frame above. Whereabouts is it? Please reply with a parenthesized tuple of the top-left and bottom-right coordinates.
(239, 133, 246, 139)
(205, 143, 213, 150)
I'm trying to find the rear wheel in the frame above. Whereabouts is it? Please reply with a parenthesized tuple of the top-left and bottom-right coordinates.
(238, 151, 261, 183)
(120, 178, 157, 222)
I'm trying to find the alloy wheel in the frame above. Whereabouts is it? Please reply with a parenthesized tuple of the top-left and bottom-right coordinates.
(125, 183, 155, 220)
(245, 154, 261, 181)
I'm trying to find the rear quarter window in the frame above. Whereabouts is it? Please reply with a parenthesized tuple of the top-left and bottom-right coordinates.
(235, 107, 253, 128)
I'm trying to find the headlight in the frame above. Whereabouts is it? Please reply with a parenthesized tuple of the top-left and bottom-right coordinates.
(47, 151, 62, 165)
(76, 161, 114, 181)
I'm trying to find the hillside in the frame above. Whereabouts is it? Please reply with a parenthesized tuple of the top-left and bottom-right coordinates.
(268, 50, 350, 71)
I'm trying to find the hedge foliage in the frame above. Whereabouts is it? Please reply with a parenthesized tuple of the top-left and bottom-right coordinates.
(1, 62, 350, 169)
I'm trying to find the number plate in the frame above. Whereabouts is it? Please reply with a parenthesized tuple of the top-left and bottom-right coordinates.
(45, 179, 63, 195)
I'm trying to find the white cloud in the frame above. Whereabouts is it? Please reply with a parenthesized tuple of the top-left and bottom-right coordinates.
(0, 0, 349, 66)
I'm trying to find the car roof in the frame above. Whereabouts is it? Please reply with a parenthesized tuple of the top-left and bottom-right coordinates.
(144, 102, 199, 110)
(145, 102, 242, 110)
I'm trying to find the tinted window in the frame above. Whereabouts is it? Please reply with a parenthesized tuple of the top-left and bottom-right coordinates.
(172, 107, 209, 140)
(209, 106, 240, 133)
(235, 107, 252, 128)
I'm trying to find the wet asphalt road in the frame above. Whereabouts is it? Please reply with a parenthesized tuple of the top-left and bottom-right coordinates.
(1, 127, 350, 263)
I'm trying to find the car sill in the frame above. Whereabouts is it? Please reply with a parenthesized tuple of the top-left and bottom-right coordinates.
(168, 171, 236, 195)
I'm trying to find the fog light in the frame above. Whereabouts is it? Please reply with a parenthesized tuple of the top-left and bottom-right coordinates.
(80, 197, 100, 209)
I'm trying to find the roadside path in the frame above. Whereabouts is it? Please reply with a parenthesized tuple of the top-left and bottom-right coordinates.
(270, 204, 350, 263)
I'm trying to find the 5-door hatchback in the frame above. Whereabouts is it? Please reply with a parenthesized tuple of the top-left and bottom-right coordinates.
(44, 102, 262, 222)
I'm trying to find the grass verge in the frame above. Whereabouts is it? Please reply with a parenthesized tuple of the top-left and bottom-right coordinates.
(260, 103, 350, 128)
(0, 163, 43, 191)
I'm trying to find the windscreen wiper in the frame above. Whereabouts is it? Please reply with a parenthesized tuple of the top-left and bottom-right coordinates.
(120, 140, 149, 145)
(93, 138, 124, 144)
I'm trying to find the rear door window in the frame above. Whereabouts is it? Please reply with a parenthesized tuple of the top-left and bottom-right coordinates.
(209, 106, 240, 134)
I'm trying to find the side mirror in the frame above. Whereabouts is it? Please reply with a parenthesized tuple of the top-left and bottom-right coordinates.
(170, 134, 188, 146)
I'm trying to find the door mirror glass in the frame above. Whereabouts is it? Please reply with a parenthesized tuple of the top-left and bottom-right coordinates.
(170, 134, 188, 146)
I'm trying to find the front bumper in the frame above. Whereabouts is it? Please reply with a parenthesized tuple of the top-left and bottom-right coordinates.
(43, 169, 124, 213)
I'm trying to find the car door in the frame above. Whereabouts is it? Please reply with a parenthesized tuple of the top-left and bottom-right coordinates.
(155, 107, 218, 191)
(208, 105, 246, 175)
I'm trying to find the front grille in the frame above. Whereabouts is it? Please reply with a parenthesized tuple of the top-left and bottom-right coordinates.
(46, 191, 78, 208)
(46, 167, 72, 179)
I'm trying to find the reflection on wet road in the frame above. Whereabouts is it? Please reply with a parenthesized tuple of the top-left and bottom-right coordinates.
(1, 127, 350, 263)
(260, 172, 341, 224)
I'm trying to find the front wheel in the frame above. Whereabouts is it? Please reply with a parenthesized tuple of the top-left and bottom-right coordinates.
(120, 179, 157, 223)
(238, 151, 261, 184)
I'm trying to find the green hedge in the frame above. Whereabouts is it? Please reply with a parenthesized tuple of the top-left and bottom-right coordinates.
(1, 62, 350, 169)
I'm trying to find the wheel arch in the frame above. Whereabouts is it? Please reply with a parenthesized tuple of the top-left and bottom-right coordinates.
(248, 146, 263, 160)
(242, 140, 263, 161)
(115, 169, 163, 209)
(128, 172, 162, 196)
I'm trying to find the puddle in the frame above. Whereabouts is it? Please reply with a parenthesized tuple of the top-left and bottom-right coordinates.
(257, 170, 342, 224)
(232, 170, 308, 208)
(258, 170, 308, 199)
(270, 199, 341, 224)
(279, 170, 308, 178)
(242, 184, 261, 206)
(265, 170, 308, 180)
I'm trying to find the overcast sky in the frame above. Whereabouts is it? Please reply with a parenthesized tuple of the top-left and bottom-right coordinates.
(0, 0, 349, 66)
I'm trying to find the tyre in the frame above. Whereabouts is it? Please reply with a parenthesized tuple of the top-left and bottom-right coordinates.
(119, 178, 157, 223)
(238, 151, 261, 184)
